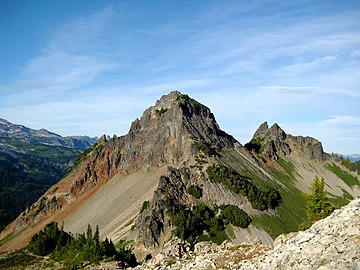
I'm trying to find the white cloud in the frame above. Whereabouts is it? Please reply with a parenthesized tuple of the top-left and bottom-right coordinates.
(280, 56, 337, 74)
(0, 94, 149, 137)
(23, 52, 114, 88)
(321, 116, 360, 126)
(21, 6, 117, 90)
(258, 86, 359, 97)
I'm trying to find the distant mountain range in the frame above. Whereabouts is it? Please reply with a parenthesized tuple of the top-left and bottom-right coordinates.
(339, 154, 360, 162)
(0, 118, 97, 150)
(0, 118, 97, 231)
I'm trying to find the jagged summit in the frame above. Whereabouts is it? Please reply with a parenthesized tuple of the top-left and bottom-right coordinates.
(70, 90, 238, 194)
(248, 121, 327, 161)
(129, 91, 236, 150)
(253, 122, 286, 140)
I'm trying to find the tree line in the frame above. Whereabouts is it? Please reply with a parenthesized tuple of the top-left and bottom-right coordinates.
(28, 222, 137, 269)
(207, 164, 282, 210)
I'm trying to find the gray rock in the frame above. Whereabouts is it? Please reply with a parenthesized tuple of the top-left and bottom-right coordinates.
(250, 122, 328, 161)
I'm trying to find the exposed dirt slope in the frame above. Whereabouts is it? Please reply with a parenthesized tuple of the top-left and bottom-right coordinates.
(64, 167, 167, 243)
(289, 155, 360, 197)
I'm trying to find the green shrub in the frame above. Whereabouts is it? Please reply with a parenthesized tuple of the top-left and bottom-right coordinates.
(177, 94, 190, 101)
(244, 139, 263, 153)
(327, 163, 360, 187)
(166, 203, 225, 245)
(155, 107, 168, 116)
(28, 222, 72, 256)
(140, 200, 150, 213)
(221, 205, 252, 228)
(194, 142, 217, 156)
(0, 249, 38, 268)
(177, 94, 201, 107)
(207, 164, 282, 210)
(340, 158, 360, 175)
(187, 185, 203, 199)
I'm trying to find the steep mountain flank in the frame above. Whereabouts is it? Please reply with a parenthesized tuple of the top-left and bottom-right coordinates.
(59, 91, 237, 198)
(0, 91, 359, 261)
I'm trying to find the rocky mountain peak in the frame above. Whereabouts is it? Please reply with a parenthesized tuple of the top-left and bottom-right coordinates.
(250, 122, 326, 161)
(253, 122, 286, 141)
(1, 91, 357, 260)
(129, 91, 236, 150)
(23, 91, 236, 204)
(155, 90, 181, 107)
(252, 121, 269, 138)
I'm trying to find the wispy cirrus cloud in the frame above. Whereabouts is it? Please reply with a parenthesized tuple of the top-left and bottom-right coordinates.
(280, 56, 337, 74)
(23, 52, 114, 88)
(21, 5, 117, 90)
(321, 116, 360, 126)
(191, 7, 360, 79)
(258, 86, 359, 97)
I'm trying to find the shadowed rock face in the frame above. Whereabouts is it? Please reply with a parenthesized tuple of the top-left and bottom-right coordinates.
(251, 121, 327, 161)
(133, 167, 190, 249)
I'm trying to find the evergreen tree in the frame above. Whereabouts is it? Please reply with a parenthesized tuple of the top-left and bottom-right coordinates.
(86, 224, 93, 243)
(102, 238, 117, 257)
(94, 225, 100, 245)
(28, 222, 73, 256)
(300, 176, 335, 230)
(29, 222, 138, 267)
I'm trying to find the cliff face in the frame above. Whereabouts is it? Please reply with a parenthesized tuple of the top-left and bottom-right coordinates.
(133, 167, 190, 249)
(249, 121, 328, 161)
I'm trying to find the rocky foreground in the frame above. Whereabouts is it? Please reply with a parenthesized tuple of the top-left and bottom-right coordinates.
(2, 199, 358, 269)
(123, 198, 360, 270)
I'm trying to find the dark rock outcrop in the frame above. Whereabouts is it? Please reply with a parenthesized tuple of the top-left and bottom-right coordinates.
(250, 121, 327, 161)
(134, 167, 191, 249)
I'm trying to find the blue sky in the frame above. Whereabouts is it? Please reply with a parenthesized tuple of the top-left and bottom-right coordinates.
(0, 1, 359, 154)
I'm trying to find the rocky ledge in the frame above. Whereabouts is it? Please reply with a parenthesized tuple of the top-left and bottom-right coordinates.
(127, 198, 359, 270)
(240, 198, 360, 270)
